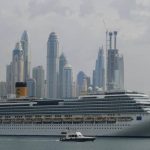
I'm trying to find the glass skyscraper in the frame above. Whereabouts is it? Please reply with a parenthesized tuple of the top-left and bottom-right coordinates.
(32, 66, 45, 98)
(21, 31, 30, 82)
(63, 64, 73, 98)
(11, 42, 24, 94)
(47, 32, 59, 98)
(93, 47, 105, 91)
(59, 53, 67, 98)
(107, 31, 124, 90)
(26, 78, 36, 97)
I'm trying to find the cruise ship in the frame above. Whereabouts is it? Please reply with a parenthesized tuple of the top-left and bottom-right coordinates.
(0, 91, 150, 137)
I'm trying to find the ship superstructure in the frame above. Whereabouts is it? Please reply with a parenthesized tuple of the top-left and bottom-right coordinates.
(0, 91, 150, 137)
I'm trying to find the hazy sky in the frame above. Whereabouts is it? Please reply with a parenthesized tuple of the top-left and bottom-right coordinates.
(0, 0, 150, 93)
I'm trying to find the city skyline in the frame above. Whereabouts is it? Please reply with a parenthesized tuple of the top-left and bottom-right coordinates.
(4, 30, 124, 98)
(0, 0, 150, 93)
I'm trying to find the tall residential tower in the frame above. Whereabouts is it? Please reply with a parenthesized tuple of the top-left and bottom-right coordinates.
(63, 64, 73, 98)
(32, 66, 45, 98)
(107, 31, 124, 90)
(59, 53, 67, 98)
(11, 42, 24, 94)
(47, 32, 59, 98)
(93, 47, 105, 91)
(21, 30, 30, 82)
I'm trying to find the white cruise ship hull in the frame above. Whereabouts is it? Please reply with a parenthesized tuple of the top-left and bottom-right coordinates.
(0, 91, 150, 137)
(0, 114, 150, 137)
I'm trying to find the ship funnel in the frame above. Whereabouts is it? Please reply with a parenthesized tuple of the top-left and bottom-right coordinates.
(16, 82, 27, 98)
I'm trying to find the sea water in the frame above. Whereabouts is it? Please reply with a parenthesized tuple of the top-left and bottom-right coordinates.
(0, 136, 149, 150)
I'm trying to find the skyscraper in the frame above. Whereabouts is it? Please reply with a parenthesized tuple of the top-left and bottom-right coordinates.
(0, 82, 7, 99)
(26, 78, 36, 97)
(76, 71, 87, 96)
(59, 53, 67, 98)
(93, 47, 105, 91)
(6, 64, 12, 95)
(21, 30, 30, 82)
(72, 81, 77, 97)
(32, 66, 45, 98)
(116, 55, 124, 90)
(81, 78, 88, 94)
(11, 42, 24, 94)
(107, 31, 124, 91)
(63, 64, 73, 98)
(47, 32, 59, 98)
(44, 80, 47, 98)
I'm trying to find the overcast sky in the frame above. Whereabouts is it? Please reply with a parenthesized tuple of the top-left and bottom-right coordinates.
(0, 0, 150, 93)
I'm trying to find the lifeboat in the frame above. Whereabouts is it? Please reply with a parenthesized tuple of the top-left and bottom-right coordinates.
(73, 117, 83, 123)
(24, 119, 33, 124)
(14, 119, 24, 124)
(2, 119, 11, 124)
(52, 118, 62, 123)
(43, 118, 52, 123)
(33, 118, 42, 124)
(84, 116, 94, 122)
(107, 117, 116, 123)
(117, 117, 133, 122)
(62, 117, 72, 123)
(95, 117, 106, 123)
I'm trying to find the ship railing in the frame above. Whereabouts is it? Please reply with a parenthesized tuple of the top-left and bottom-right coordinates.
(84, 116, 94, 121)
(14, 119, 24, 123)
(2, 119, 11, 124)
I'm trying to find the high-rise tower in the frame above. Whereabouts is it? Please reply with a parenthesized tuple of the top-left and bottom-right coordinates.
(32, 66, 45, 98)
(21, 30, 30, 82)
(59, 53, 67, 98)
(63, 64, 73, 98)
(6, 64, 12, 95)
(117, 55, 124, 90)
(76, 71, 87, 96)
(107, 31, 124, 91)
(93, 47, 105, 91)
(47, 32, 59, 98)
(26, 78, 36, 97)
(12, 42, 24, 94)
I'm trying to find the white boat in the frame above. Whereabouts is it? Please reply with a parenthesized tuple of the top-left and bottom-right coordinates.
(60, 131, 95, 142)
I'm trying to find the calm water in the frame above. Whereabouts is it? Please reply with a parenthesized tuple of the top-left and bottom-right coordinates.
(0, 136, 149, 150)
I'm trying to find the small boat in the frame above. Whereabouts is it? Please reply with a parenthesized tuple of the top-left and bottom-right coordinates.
(60, 131, 95, 142)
